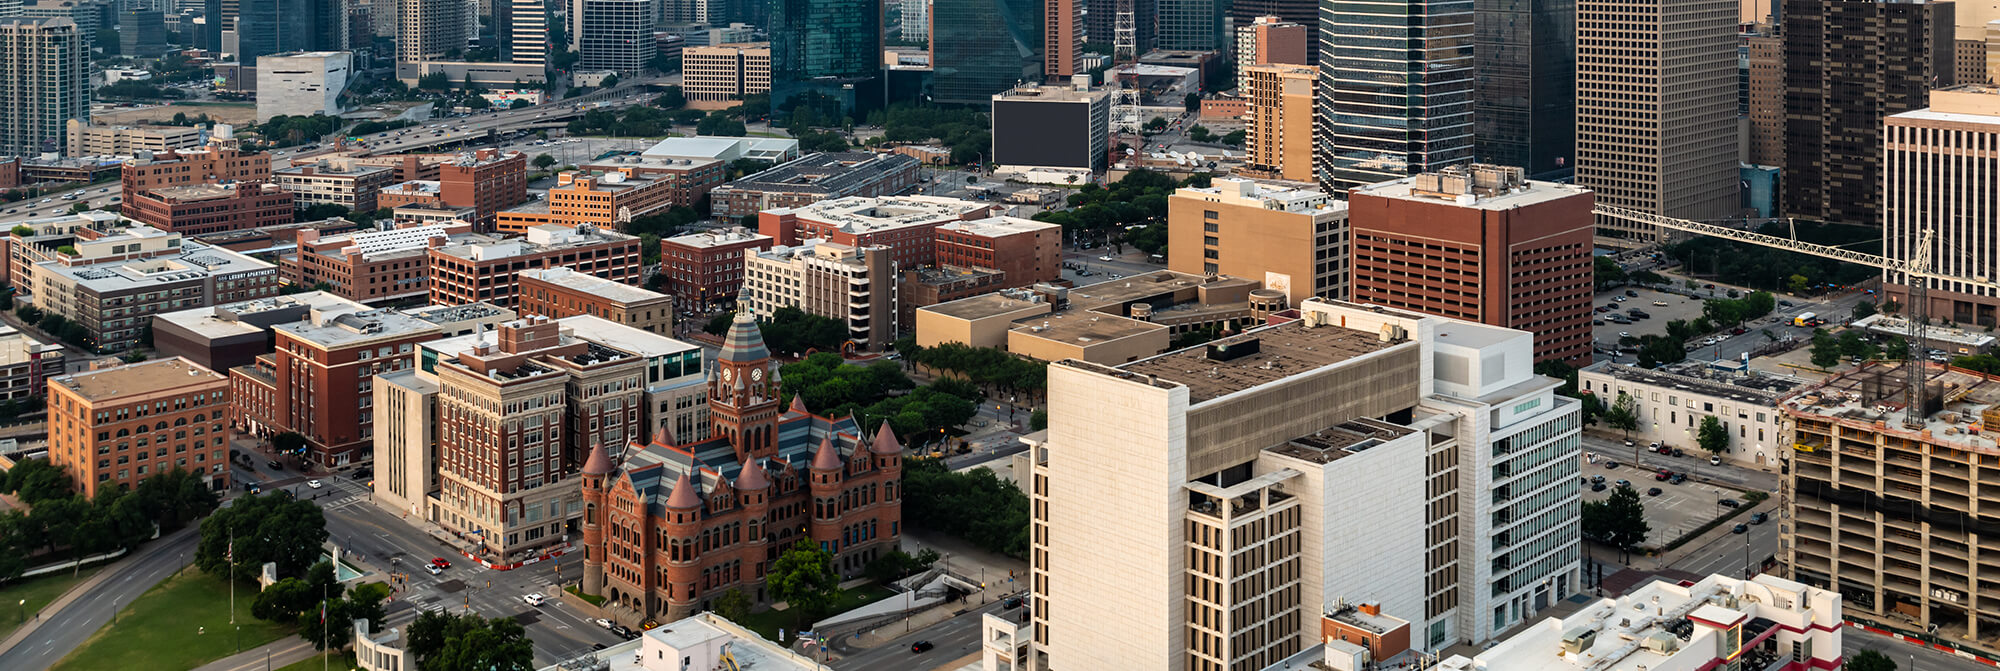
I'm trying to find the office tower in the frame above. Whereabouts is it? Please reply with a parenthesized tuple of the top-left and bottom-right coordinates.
(1044, 0, 1079, 78)
(1084, 0, 1153, 58)
(1472, 0, 1575, 178)
(682, 42, 770, 106)
(574, 0, 654, 73)
(398, 0, 469, 62)
(1784, 0, 1953, 227)
(118, 8, 168, 57)
(1233, 16, 1308, 92)
(0, 18, 85, 157)
(20, 1, 95, 36)
(0, 0, 19, 16)
(1347, 164, 1596, 364)
(1743, 28, 1784, 166)
(1229, 0, 1316, 61)
(233, 0, 346, 64)
(1166, 176, 1348, 305)
(201, 0, 221, 50)
(1883, 86, 2000, 325)
(507, 0, 546, 65)
(1242, 63, 1316, 181)
(1014, 298, 1581, 669)
(901, 0, 927, 41)
(931, 0, 1041, 104)
(1573, 0, 1736, 241)
(1314, 0, 1475, 191)
(1155, 0, 1221, 50)
(991, 82, 1110, 171)
(769, 0, 882, 112)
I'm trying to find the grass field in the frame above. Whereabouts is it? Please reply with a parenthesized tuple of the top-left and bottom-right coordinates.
(737, 584, 897, 642)
(0, 567, 103, 641)
(48, 567, 295, 671)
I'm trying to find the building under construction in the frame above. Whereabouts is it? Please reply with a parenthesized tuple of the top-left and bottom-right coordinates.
(1783, 360, 2000, 653)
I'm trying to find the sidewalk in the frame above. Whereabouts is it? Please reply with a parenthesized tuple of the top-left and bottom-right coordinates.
(190, 637, 317, 671)
(0, 525, 200, 657)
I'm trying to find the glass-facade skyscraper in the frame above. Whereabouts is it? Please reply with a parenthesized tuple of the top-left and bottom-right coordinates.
(1315, 0, 1476, 191)
(236, 0, 345, 65)
(1156, 0, 1224, 51)
(770, 0, 883, 113)
(1472, 0, 1574, 179)
(930, 0, 1042, 105)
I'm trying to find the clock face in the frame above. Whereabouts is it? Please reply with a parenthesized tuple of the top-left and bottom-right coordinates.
(722, 368, 733, 383)
(751, 368, 765, 382)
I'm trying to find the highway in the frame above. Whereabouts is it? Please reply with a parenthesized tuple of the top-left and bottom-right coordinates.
(0, 184, 123, 225)
(0, 526, 200, 671)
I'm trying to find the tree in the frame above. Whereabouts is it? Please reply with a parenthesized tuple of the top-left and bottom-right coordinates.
(1, 458, 70, 504)
(1582, 485, 1651, 552)
(532, 153, 556, 170)
(298, 596, 353, 651)
(696, 112, 746, 136)
(1846, 649, 1897, 671)
(1030, 408, 1047, 431)
(1786, 274, 1810, 295)
(429, 615, 535, 671)
(1809, 329, 1842, 369)
(271, 431, 308, 457)
(1183, 92, 1200, 111)
(1853, 300, 1877, 320)
(1594, 256, 1627, 290)
(252, 577, 316, 622)
(1221, 129, 1246, 146)
(1838, 331, 1878, 361)
(1882, 298, 1903, 315)
(714, 587, 753, 622)
(767, 539, 840, 627)
(195, 491, 329, 581)
(1603, 392, 1639, 441)
(1696, 416, 1729, 457)
(901, 460, 1029, 557)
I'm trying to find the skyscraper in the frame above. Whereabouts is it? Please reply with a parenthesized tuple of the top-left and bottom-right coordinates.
(1315, 0, 1475, 191)
(1574, 0, 1737, 240)
(1783, 0, 1954, 226)
(1229, 0, 1317, 62)
(234, 0, 347, 65)
(1156, 0, 1223, 50)
(508, 0, 548, 65)
(902, 0, 928, 42)
(1086, 0, 1153, 59)
(1883, 86, 2000, 325)
(1044, 0, 1079, 78)
(1243, 63, 1316, 182)
(1472, 0, 1575, 178)
(397, 0, 469, 63)
(0, 18, 85, 157)
(1233, 15, 1308, 92)
(931, 0, 1041, 104)
(768, 0, 882, 113)
(574, 0, 655, 73)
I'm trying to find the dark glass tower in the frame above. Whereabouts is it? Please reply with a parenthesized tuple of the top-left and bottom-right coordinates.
(1473, 0, 1574, 179)
(1315, 0, 1476, 190)
(770, 0, 885, 114)
(234, 0, 345, 65)
(931, 0, 1042, 105)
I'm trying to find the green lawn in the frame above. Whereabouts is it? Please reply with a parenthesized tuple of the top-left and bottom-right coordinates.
(49, 568, 295, 671)
(737, 584, 897, 642)
(0, 567, 102, 641)
(275, 651, 355, 671)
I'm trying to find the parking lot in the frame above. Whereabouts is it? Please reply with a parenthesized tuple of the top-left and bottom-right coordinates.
(1581, 455, 1758, 546)
(1590, 286, 1708, 350)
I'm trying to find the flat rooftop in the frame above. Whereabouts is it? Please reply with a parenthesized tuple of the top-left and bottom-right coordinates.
(1349, 175, 1590, 210)
(54, 357, 226, 401)
(1851, 313, 1997, 348)
(403, 302, 513, 325)
(922, 291, 1049, 321)
(1583, 360, 1805, 406)
(1265, 418, 1416, 464)
(43, 242, 274, 293)
(993, 83, 1108, 103)
(520, 267, 669, 304)
(274, 162, 393, 177)
(273, 308, 440, 348)
(1466, 574, 1832, 671)
(937, 216, 1060, 237)
(662, 227, 769, 249)
(1782, 361, 2000, 452)
(1066, 270, 1240, 311)
(150, 183, 272, 201)
(381, 180, 441, 195)
(0, 325, 60, 365)
(155, 291, 369, 339)
(778, 194, 988, 231)
(1008, 308, 1162, 345)
(557, 315, 701, 360)
(1120, 318, 1405, 402)
(580, 154, 723, 172)
(721, 152, 919, 196)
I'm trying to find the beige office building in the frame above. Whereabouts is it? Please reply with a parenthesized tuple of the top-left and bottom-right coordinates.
(65, 121, 201, 157)
(1167, 177, 1347, 306)
(1884, 85, 2000, 326)
(999, 299, 1582, 670)
(741, 240, 898, 350)
(1575, 0, 1738, 241)
(397, 0, 469, 63)
(1242, 64, 1316, 183)
(681, 43, 770, 109)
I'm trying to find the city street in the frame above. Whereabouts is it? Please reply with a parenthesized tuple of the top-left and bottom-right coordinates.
(831, 599, 1013, 671)
(0, 528, 200, 671)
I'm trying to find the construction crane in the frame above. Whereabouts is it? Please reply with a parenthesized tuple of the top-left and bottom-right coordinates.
(1593, 205, 1976, 427)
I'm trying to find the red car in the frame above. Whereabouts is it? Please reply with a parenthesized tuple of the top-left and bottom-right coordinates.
(431, 557, 451, 569)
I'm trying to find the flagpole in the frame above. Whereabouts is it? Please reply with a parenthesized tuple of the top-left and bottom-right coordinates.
(228, 528, 234, 625)
(322, 584, 328, 671)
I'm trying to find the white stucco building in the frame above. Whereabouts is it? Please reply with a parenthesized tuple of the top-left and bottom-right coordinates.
(255, 51, 352, 122)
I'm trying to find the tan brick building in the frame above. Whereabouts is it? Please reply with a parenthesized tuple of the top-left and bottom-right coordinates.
(427, 224, 643, 308)
(1243, 64, 1317, 183)
(48, 357, 232, 497)
(1167, 177, 1348, 306)
(518, 266, 673, 335)
(273, 162, 399, 213)
(681, 42, 769, 109)
(497, 169, 681, 235)
(120, 141, 272, 193)
(283, 222, 473, 304)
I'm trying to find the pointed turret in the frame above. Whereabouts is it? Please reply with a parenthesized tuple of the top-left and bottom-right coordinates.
(582, 441, 616, 475)
(665, 471, 702, 509)
(735, 461, 771, 490)
(717, 308, 770, 364)
(870, 421, 903, 455)
(812, 433, 844, 471)
(788, 394, 810, 416)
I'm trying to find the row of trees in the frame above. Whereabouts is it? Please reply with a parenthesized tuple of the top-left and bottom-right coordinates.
(13, 304, 92, 351)
(864, 104, 991, 164)
(892, 339, 1048, 399)
(1660, 220, 1879, 293)
(255, 114, 344, 148)
(195, 490, 330, 581)
(901, 459, 1029, 558)
(1809, 329, 1904, 368)
(0, 461, 218, 584)
(777, 352, 982, 444)
(405, 610, 537, 671)
(704, 307, 851, 356)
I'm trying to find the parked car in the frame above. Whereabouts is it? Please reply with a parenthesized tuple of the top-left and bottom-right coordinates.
(1603, 460, 1620, 469)
(594, 618, 612, 629)
(1590, 475, 1606, 484)
(1615, 479, 1632, 488)
(1003, 597, 1024, 609)
(1625, 290, 1638, 297)
(1652, 300, 1668, 307)
(1710, 454, 1723, 466)
(611, 625, 636, 639)
(1668, 473, 1687, 485)
(1647, 487, 1663, 496)
(1590, 482, 1607, 492)
(1719, 498, 1741, 508)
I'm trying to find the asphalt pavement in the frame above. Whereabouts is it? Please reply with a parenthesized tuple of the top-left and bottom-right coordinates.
(831, 599, 1013, 671)
(0, 527, 201, 671)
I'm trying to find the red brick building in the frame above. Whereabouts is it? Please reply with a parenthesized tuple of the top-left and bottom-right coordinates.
(658, 227, 773, 310)
(758, 195, 996, 270)
(427, 223, 643, 308)
(120, 142, 273, 193)
(48, 357, 233, 497)
(580, 311, 902, 623)
(124, 183, 296, 235)
(1346, 165, 1595, 363)
(230, 306, 442, 467)
(377, 150, 528, 231)
(283, 222, 470, 304)
(933, 217, 1062, 287)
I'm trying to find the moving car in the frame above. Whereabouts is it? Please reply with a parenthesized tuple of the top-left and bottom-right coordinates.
(306, 479, 322, 489)
(431, 557, 452, 569)
(1731, 523, 1749, 534)
(522, 594, 546, 606)
(1750, 512, 1769, 525)
(911, 641, 935, 654)
(426, 564, 443, 575)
